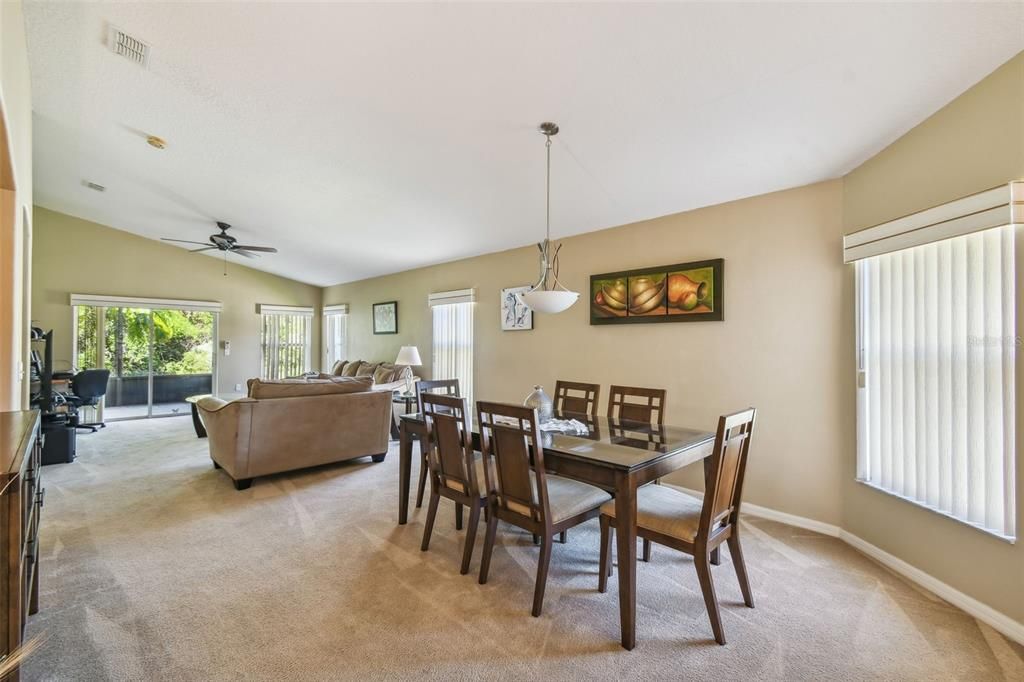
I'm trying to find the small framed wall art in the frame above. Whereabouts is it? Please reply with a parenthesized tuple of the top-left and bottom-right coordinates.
(500, 286, 533, 331)
(373, 301, 398, 334)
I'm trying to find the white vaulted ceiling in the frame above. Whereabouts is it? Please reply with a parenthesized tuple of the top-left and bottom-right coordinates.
(23, 2, 1024, 286)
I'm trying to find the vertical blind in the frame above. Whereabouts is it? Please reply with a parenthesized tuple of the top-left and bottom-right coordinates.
(856, 224, 1016, 538)
(432, 302, 474, 409)
(260, 308, 313, 379)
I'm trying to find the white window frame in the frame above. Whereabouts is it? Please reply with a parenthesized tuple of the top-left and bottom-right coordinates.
(323, 303, 349, 370)
(259, 304, 313, 379)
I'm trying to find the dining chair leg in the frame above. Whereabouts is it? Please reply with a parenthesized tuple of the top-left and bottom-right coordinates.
(455, 503, 464, 530)
(727, 533, 754, 608)
(559, 531, 567, 544)
(598, 516, 611, 593)
(415, 456, 428, 508)
(478, 512, 499, 585)
(421, 492, 440, 552)
(642, 538, 651, 562)
(460, 500, 482, 575)
(532, 534, 540, 545)
(532, 535, 553, 617)
(694, 551, 726, 645)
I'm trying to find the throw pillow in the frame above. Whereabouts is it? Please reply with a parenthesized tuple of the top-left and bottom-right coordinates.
(341, 361, 363, 377)
(331, 360, 348, 376)
(372, 365, 394, 385)
(356, 362, 379, 377)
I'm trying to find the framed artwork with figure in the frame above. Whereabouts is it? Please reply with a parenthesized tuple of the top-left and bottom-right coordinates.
(373, 301, 398, 334)
(501, 286, 533, 331)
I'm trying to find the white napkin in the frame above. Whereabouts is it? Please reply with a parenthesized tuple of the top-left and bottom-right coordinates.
(540, 418, 590, 435)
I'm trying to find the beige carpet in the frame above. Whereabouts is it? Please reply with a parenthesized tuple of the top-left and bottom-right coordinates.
(24, 418, 1024, 681)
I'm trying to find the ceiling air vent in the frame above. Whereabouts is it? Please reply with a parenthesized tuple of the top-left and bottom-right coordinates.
(107, 26, 150, 67)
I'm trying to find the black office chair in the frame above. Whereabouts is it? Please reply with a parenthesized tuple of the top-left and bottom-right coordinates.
(67, 369, 111, 432)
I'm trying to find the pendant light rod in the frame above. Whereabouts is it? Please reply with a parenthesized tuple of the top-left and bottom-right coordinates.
(519, 122, 579, 314)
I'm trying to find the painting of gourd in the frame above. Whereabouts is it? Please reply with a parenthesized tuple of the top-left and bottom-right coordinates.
(590, 259, 723, 325)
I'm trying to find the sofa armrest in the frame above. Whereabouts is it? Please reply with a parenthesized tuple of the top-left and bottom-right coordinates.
(197, 397, 257, 479)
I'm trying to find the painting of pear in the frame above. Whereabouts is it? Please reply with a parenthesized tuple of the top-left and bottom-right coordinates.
(589, 258, 722, 324)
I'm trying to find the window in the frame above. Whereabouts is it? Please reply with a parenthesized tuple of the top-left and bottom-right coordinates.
(323, 304, 349, 369)
(260, 305, 313, 379)
(430, 289, 475, 408)
(855, 224, 1016, 539)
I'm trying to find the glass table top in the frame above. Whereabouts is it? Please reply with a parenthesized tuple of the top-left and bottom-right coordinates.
(401, 411, 715, 471)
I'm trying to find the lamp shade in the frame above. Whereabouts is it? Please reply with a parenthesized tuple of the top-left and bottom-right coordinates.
(395, 345, 422, 366)
(519, 290, 579, 314)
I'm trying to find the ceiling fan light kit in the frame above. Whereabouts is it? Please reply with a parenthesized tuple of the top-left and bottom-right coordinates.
(518, 121, 579, 315)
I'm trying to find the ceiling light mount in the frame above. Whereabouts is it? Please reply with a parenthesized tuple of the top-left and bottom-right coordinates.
(146, 135, 166, 150)
(518, 121, 579, 315)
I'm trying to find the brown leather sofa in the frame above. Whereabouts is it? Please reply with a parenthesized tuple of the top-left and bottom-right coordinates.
(197, 376, 391, 490)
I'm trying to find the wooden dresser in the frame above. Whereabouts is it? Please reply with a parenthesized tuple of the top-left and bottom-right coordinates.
(0, 410, 43, 681)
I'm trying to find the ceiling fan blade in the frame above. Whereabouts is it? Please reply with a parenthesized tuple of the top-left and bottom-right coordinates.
(162, 238, 211, 246)
(233, 245, 277, 253)
(232, 249, 259, 259)
(189, 246, 218, 253)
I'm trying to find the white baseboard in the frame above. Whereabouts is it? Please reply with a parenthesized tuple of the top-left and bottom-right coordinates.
(665, 483, 1024, 645)
(668, 484, 841, 537)
(839, 530, 1024, 645)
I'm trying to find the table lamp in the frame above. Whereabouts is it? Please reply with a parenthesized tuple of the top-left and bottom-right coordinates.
(394, 346, 421, 395)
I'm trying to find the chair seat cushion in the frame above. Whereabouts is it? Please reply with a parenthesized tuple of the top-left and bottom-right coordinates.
(483, 465, 611, 524)
(600, 484, 704, 542)
(545, 474, 612, 524)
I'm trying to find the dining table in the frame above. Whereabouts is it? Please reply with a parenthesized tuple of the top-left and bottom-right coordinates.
(398, 409, 716, 650)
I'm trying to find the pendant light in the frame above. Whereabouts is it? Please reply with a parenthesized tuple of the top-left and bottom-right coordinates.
(518, 122, 579, 314)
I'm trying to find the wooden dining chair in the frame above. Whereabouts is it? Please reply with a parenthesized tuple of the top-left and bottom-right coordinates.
(597, 407, 756, 645)
(419, 392, 487, 575)
(413, 379, 461, 508)
(553, 380, 601, 417)
(476, 401, 612, 617)
(607, 385, 666, 425)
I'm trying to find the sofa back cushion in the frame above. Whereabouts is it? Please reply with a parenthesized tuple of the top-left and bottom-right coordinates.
(341, 361, 363, 377)
(249, 376, 372, 399)
(373, 365, 394, 384)
(355, 362, 379, 377)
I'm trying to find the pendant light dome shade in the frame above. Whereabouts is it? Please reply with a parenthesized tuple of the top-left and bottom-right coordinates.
(519, 289, 579, 314)
(520, 122, 579, 314)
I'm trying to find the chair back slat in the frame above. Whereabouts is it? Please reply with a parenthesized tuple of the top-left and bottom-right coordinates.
(416, 378, 460, 413)
(477, 401, 549, 522)
(699, 408, 756, 537)
(422, 392, 477, 496)
(554, 380, 600, 417)
(607, 385, 666, 425)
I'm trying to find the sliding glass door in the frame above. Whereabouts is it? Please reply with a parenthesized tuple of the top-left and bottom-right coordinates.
(74, 304, 217, 421)
(150, 309, 215, 417)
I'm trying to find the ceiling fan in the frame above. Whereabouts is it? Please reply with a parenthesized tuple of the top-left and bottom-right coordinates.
(161, 221, 278, 259)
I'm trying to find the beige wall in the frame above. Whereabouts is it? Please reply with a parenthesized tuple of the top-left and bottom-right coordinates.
(31, 208, 322, 395)
(0, 1, 33, 409)
(843, 52, 1024, 623)
(325, 180, 849, 526)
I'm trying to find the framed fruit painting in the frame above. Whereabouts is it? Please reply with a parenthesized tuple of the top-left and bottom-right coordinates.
(590, 258, 724, 325)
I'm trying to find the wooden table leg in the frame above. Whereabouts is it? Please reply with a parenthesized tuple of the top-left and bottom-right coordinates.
(703, 455, 720, 566)
(399, 421, 413, 525)
(614, 471, 638, 650)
